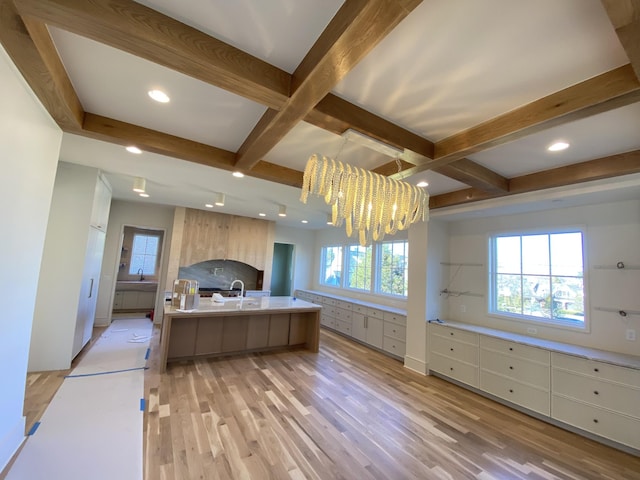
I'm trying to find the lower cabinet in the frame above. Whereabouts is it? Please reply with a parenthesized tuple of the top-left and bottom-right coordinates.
(297, 291, 407, 361)
(428, 322, 640, 454)
(167, 312, 311, 361)
(551, 352, 640, 451)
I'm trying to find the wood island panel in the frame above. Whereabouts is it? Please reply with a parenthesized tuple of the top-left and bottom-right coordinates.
(160, 298, 321, 372)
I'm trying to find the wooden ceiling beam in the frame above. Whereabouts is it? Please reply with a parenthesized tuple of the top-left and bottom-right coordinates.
(0, 0, 83, 130)
(234, 0, 422, 170)
(14, 0, 291, 110)
(435, 160, 509, 193)
(409, 65, 640, 173)
(600, 0, 640, 80)
(430, 149, 640, 209)
(82, 113, 236, 169)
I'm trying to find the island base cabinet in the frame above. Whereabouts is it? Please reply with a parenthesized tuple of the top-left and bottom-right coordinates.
(168, 318, 198, 358)
(222, 317, 249, 352)
(195, 318, 223, 355)
(247, 316, 270, 349)
(268, 314, 290, 347)
(289, 313, 308, 345)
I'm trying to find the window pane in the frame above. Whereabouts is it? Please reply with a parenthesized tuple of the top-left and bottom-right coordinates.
(496, 274, 522, 314)
(496, 236, 521, 274)
(322, 246, 342, 286)
(378, 241, 408, 296)
(129, 234, 159, 275)
(552, 276, 584, 322)
(347, 245, 371, 290)
(522, 275, 551, 318)
(551, 233, 583, 277)
(522, 235, 549, 275)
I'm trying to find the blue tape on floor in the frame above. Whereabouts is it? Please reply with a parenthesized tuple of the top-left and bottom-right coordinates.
(65, 366, 148, 378)
(145, 348, 150, 360)
(140, 398, 145, 412)
(27, 422, 41, 436)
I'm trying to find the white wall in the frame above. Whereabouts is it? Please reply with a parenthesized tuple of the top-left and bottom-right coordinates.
(96, 200, 175, 326)
(0, 46, 62, 471)
(441, 199, 640, 355)
(273, 226, 316, 293)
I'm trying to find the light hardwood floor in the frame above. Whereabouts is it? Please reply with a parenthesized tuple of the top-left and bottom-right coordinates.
(145, 327, 640, 480)
(6, 324, 639, 479)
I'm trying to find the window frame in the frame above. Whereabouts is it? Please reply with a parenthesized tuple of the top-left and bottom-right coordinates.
(319, 239, 409, 299)
(488, 228, 588, 331)
(128, 232, 161, 277)
(345, 244, 373, 292)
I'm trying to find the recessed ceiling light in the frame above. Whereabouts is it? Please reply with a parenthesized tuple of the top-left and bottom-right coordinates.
(132, 177, 146, 193)
(148, 89, 170, 103)
(258, 213, 266, 217)
(548, 141, 569, 152)
(126, 146, 142, 154)
(214, 193, 225, 206)
(416, 181, 429, 187)
(278, 205, 287, 217)
(301, 220, 308, 224)
(205, 203, 213, 208)
(139, 193, 149, 198)
(232, 171, 244, 178)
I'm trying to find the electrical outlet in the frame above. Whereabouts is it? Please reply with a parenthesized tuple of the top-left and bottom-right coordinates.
(460, 304, 466, 313)
(626, 329, 636, 341)
(527, 327, 538, 335)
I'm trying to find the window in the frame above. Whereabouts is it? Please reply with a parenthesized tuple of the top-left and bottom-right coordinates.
(320, 245, 342, 286)
(377, 240, 409, 296)
(489, 231, 585, 328)
(129, 233, 160, 276)
(319, 240, 409, 297)
(346, 245, 372, 291)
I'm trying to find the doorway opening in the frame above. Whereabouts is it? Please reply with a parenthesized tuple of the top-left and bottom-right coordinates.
(271, 243, 294, 296)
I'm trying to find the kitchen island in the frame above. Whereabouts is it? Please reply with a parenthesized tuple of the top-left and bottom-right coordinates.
(160, 296, 321, 372)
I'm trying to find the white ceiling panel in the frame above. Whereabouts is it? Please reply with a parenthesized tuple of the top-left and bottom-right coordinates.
(133, 0, 345, 73)
(49, 27, 267, 151)
(333, 0, 628, 141)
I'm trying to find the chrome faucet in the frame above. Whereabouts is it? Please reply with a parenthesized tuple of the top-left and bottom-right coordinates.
(230, 279, 244, 298)
(137, 268, 145, 281)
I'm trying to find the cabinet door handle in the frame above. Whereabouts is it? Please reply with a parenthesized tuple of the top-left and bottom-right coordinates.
(509, 347, 513, 351)
(509, 366, 514, 370)
(450, 348, 454, 352)
(89, 278, 94, 298)
(593, 391, 599, 395)
(509, 389, 513, 393)
(594, 368, 599, 372)
(593, 419, 599, 424)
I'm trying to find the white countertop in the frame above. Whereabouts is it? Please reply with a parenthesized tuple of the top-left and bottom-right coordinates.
(430, 320, 640, 370)
(165, 296, 321, 315)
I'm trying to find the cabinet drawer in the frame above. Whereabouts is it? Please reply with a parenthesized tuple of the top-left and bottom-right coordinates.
(481, 349, 549, 389)
(334, 307, 352, 321)
(552, 353, 640, 386)
(383, 312, 406, 326)
(431, 335, 478, 366)
(430, 352, 478, 387)
(352, 304, 367, 315)
(335, 300, 352, 310)
(383, 322, 406, 341)
(320, 313, 335, 328)
(367, 307, 384, 320)
(321, 297, 337, 306)
(480, 370, 550, 415)
(430, 325, 478, 345)
(383, 336, 406, 358)
(335, 319, 352, 335)
(552, 368, 640, 418)
(480, 336, 550, 364)
(552, 395, 640, 450)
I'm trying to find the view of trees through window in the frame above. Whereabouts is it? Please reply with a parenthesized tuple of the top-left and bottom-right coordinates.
(321, 240, 408, 297)
(492, 232, 585, 326)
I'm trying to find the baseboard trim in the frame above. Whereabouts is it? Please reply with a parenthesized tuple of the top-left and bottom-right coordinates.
(403, 355, 427, 375)
(0, 415, 25, 475)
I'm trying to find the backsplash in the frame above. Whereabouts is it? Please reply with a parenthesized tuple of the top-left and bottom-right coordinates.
(178, 259, 259, 290)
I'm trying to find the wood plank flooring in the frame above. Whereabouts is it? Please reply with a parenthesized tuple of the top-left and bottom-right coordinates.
(144, 328, 640, 480)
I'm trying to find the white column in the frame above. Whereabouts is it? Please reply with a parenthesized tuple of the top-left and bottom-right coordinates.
(405, 220, 429, 374)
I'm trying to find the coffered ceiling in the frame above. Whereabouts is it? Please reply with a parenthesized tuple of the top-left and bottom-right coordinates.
(1, 0, 639, 228)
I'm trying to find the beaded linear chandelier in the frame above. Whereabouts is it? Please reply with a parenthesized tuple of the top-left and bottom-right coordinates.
(300, 154, 429, 246)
